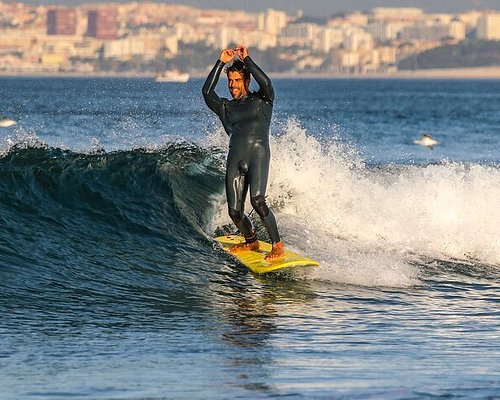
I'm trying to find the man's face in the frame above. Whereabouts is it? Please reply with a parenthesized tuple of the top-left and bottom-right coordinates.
(227, 71, 249, 100)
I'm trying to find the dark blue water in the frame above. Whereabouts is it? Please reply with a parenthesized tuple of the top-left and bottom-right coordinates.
(1, 77, 499, 399)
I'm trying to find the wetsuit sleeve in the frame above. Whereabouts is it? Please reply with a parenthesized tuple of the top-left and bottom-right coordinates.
(244, 56, 274, 103)
(202, 60, 225, 116)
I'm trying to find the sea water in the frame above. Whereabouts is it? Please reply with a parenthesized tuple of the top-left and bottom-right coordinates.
(0, 76, 499, 399)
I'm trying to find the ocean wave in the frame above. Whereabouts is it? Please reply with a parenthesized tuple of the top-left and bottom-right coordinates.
(0, 140, 227, 312)
(209, 119, 500, 287)
(270, 120, 499, 279)
(1, 122, 498, 300)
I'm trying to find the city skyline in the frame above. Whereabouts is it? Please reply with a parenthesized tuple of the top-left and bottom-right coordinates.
(19, 0, 500, 17)
(2, 1, 499, 76)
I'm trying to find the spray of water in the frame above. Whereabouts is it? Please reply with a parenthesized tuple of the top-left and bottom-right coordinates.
(208, 119, 500, 287)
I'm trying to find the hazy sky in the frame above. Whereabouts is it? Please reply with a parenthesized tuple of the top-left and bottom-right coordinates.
(22, 0, 500, 16)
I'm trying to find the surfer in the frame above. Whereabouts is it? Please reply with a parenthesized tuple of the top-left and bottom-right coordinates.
(202, 45, 284, 260)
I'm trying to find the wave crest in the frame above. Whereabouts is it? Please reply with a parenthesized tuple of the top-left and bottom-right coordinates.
(270, 120, 499, 270)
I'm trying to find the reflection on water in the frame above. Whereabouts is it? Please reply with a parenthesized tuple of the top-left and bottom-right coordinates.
(203, 260, 500, 397)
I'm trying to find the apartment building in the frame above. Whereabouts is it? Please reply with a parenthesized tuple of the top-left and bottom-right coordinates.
(477, 13, 500, 40)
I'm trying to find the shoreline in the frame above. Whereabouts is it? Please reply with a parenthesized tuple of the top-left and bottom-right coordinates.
(270, 66, 500, 79)
(1, 66, 500, 79)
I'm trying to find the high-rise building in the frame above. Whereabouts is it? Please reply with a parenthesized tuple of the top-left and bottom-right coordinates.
(372, 7, 424, 22)
(401, 22, 454, 42)
(258, 8, 288, 36)
(449, 18, 466, 41)
(477, 13, 500, 40)
(47, 8, 77, 35)
(87, 9, 118, 40)
(278, 23, 317, 47)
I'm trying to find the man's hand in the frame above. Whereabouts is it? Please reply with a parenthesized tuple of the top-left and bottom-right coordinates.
(235, 45, 249, 60)
(219, 49, 235, 63)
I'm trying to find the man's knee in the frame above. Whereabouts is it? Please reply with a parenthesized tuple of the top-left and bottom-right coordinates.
(250, 195, 269, 218)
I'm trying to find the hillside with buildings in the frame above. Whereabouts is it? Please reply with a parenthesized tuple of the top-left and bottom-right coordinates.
(399, 40, 500, 69)
(0, 2, 499, 76)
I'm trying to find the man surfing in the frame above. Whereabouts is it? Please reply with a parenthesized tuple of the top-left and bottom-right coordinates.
(202, 45, 284, 260)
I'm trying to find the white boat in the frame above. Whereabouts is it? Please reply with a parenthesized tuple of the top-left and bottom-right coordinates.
(154, 70, 189, 83)
(0, 115, 16, 128)
(414, 133, 439, 149)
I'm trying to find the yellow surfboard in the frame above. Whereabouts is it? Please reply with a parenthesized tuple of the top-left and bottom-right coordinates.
(215, 234, 319, 274)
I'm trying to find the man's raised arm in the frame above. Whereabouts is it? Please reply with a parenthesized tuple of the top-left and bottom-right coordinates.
(236, 45, 274, 103)
(202, 49, 235, 114)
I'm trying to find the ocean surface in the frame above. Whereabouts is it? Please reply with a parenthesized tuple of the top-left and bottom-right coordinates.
(0, 76, 499, 399)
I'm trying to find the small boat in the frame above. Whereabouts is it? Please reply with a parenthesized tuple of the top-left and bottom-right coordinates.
(154, 70, 189, 83)
(0, 115, 16, 128)
(414, 133, 439, 149)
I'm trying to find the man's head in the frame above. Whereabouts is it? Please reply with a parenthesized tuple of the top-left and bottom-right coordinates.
(226, 60, 250, 99)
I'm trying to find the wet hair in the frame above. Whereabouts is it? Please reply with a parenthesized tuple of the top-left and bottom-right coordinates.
(226, 60, 250, 82)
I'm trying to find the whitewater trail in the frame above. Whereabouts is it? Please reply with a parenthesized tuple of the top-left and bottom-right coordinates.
(207, 119, 500, 287)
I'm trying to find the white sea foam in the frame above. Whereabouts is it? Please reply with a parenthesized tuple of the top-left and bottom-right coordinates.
(0, 129, 48, 156)
(208, 119, 500, 287)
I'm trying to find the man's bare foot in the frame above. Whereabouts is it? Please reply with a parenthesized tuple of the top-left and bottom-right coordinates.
(230, 240, 259, 254)
(265, 241, 285, 261)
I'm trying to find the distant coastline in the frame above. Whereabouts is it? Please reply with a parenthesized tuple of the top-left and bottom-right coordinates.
(1, 66, 500, 80)
(271, 66, 500, 79)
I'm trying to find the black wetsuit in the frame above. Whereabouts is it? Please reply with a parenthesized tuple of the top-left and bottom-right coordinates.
(202, 56, 280, 243)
